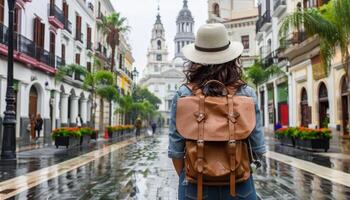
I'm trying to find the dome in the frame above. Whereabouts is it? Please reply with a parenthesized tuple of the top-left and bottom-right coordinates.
(177, 0, 194, 22)
(174, 57, 185, 68)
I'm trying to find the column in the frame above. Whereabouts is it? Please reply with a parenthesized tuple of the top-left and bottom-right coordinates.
(307, 62, 314, 127)
(264, 84, 269, 128)
(60, 93, 69, 125)
(70, 96, 79, 124)
(288, 71, 295, 126)
(52, 90, 61, 129)
(86, 100, 91, 124)
(273, 80, 279, 124)
(80, 98, 87, 124)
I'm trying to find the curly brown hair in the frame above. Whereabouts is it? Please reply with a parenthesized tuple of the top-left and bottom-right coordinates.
(184, 57, 246, 96)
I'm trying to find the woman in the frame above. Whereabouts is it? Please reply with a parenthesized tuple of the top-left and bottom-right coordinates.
(35, 114, 43, 140)
(168, 24, 266, 199)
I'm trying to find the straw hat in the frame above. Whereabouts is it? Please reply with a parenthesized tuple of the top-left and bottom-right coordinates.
(182, 23, 244, 65)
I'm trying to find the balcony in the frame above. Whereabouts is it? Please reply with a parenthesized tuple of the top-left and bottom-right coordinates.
(63, 18, 72, 33)
(75, 32, 84, 43)
(48, 4, 64, 29)
(256, 10, 272, 33)
(281, 31, 319, 62)
(0, 23, 58, 73)
(273, 0, 287, 17)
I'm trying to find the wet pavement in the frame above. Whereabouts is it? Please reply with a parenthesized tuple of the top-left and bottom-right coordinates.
(0, 130, 347, 199)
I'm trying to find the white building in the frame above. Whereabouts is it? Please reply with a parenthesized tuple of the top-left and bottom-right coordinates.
(0, 0, 133, 148)
(207, 0, 258, 67)
(139, 3, 193, 126)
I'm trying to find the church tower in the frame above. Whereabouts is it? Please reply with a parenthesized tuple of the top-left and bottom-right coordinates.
(144, 10, 171, 76)
(174, 0, 195, 60)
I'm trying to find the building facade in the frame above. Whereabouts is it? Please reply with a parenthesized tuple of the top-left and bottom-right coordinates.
(0, 0, 134, 148)
(139, 4, 191, 126)
(256, 0, 348, 137)
(207, 0, 258, 67)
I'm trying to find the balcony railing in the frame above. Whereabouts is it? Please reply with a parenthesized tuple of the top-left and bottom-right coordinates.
(0, 23, 58, 69)
(48, 4, 65, 25)
(274, 0, 287, 11)
(280, 31, 307, 49)
(63, 18, 72, 33)
(75, 31, 84, 43)
(256, 10, 272, 33)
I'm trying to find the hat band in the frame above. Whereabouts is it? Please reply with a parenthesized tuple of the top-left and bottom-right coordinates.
(195, 41, 230, 52)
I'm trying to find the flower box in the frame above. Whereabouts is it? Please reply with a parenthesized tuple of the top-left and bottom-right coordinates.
(295, 138, 330, 152)
(277, 135, 295, 147)
(55, 136, 80, 148)
(90, 131, 98, 140)
(80, 135, 91, 145)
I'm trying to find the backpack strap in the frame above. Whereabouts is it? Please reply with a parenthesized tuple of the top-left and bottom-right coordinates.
(227, 93, 239, 196)
(185, 81, 238, 96)
(196, 94, 205, 200)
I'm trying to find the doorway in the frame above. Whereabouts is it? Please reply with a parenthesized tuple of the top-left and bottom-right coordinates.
(300, 88, 309, 127)
(318, 82, 329, 128)
(341, 77, 349, 135)
(29, 86, 38, 139)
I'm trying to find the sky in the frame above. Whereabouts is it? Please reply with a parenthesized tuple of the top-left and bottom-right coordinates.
(111, 0, 207, 77)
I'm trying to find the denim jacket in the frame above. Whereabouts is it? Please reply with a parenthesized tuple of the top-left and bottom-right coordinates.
(168, 85, 266, 159)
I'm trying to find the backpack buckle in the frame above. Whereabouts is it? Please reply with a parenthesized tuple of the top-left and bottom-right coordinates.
(195, 112, 206, 123)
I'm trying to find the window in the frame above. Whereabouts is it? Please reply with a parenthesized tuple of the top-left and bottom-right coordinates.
(63, 1, 69, 19)
(87, 62, 91, 72)
(213, 3, 220, 17)
(157, 40, 161, 50)
(33, 17, 45, 48)
(0, 0, 4, 24)
(75, 53, 80, 65)
(241, 35, 249, 49)
(14, 6, 20, 33)
(75, 14, 82, 41)
(61, 44, 65, 64)
(49, 32, 55, 64)
(119, 54, 123, 69)
(87, 26, 92, 49)
(156, 54, 162, 61)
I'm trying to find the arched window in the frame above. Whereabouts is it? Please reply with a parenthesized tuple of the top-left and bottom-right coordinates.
(186, 22, 189, 32)
(157, 40, 161, 50)
(213, 3, 220, 17)
(300, 87, 309, 127)
(301, 88, 308, 103)
(318, 82, 329, 128)
(177, 42, 181, 53)
(181, 23, 185, 32)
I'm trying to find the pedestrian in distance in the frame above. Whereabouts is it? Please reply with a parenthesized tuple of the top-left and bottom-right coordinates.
(76, 114, 83, 128)
(168, 23, 266, 200)
(30, 114, 36, 140)
(135, 117, 142, 137)
(151, 121, 157, 134)
(35, 113, 43, 141)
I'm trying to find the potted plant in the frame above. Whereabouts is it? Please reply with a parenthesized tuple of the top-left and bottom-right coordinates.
(90, 129, 98, 140)
(294, 127, 331, 152)
(80, 128, 93, 145)
(52, 128, 81, 148)
(275, 127, 296, 147)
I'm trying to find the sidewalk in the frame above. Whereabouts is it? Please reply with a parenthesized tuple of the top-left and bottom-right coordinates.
(0, 131, 143, 183)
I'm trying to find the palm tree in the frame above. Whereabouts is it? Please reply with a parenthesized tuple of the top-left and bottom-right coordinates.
(279, 0, 350, 129)
(56, 65, 118, 128)
(97, 12, 130, 72)
(280, 0, 350, 86)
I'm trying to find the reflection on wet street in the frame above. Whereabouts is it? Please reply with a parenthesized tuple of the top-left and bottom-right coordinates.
(8, 132, 350, 199)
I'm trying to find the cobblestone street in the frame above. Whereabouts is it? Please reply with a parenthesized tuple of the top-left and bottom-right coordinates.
(0, 130, 349, 199)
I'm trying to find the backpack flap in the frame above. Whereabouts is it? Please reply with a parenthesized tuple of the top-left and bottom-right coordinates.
(176, 95, 256, 141)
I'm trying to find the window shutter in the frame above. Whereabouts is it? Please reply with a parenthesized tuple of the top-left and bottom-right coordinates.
(75, 53, 80, 64)
(0, 0, 4, 24)
(87, 62, 91, 72)
(63, 2, 68, 18)
(61, 44, 65, 63)
(40, 22, 45, 48)
(87, 26, 91, 46)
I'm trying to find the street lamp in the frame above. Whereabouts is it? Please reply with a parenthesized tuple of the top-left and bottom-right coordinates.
(1, 0, 17, 160)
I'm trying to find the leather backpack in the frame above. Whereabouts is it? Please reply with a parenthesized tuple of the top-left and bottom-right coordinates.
(176, 80, 256, 199)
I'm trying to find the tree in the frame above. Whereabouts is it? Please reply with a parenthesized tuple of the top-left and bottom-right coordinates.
(97, 12, 130, 72)
(56, 65, 118, 128)
(245, 59, 284, 91)
(279, 0, 350, 129)
(132, 86, 161, 109)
